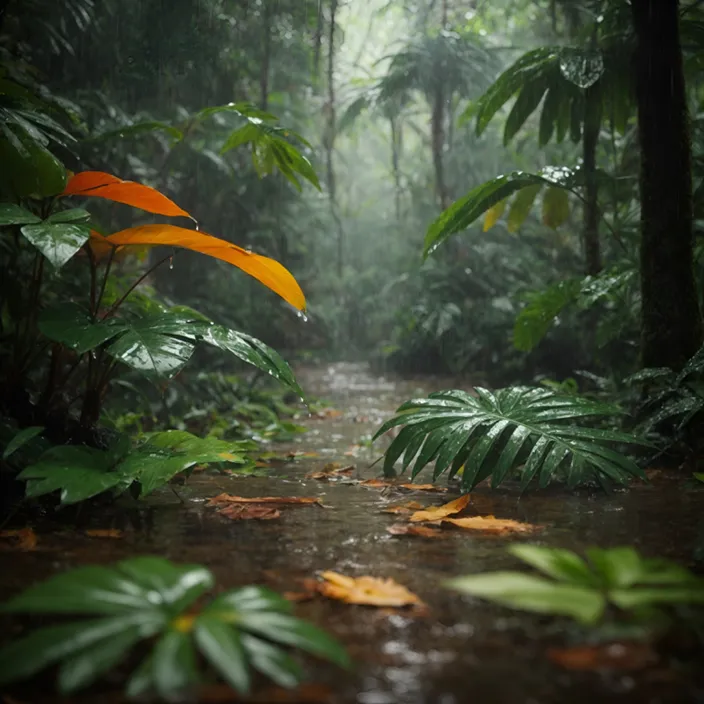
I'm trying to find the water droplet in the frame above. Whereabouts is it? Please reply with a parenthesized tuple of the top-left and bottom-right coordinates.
(296, 310, 309, 322)
(169, 256, 174, 270)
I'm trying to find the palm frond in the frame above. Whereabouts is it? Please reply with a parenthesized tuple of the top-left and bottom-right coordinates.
(373, 387, 647, 491)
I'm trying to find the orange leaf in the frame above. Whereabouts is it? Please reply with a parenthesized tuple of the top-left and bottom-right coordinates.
(359, 478, 446, 492)
(442, 515, 539, 534)
(306, 463, 355, 480)
(63, 171, 192, 219)
(398, 483, 447, 492)
(409, 494, 470, 522)
(85, 529, 123, 538)
(547, 642, 657, 671)
(98, 225, 305, 311)
(0, 527, 37, 551)
(218, 505, 281, 520)
(206, 493, 323, 507)
(318, 571, 424, 607)
(381, 500, 425, 514)
(386, 523, 446, 538)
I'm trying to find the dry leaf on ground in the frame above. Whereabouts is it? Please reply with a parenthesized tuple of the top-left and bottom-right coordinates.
(85, 529, 124, 539)
(0, 528, 37, 551)
(442, 515, 539, 535)
(547, 641, 658, 671)
(318, 570, 424, 607)
(306, 463, 355, 480)
(381, 500, 424, 514)
(218, 504, 281, 521)
(386, 523, 446, 538)
(410, 494, 470, 522)
(198, 682, 333, 703)
(360, 478, 447, 492)
(206, 493, 323, 507)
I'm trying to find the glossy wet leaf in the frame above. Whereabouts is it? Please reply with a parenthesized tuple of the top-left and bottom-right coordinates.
(100, 224, 305, 311)
(386, 523, 446, 538)
(374, 386, 647, 491)
(506, 183, 541, 233)
(20, 222, 91, 268)
(46, 208, 91, 223)
(446, 572, 605, 624)
(443, 515, 538, 535)
(0, 203, 40, 225)
(2, 426, 43, 459)
(62, 171, 192, 219)
(194, 617, 250, 693)
(508, 545, 597, 585)
(39, 303, 123, 354)
(318, 571, 424, 608)
(409, 494, 470, 522)
(559, 48, 605, 89)
(542, 186, 570, 229)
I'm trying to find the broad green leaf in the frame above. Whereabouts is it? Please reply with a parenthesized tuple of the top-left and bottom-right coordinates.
(20, 222, 91, 268)
(3, 426, 43, 459)
(483, 199, 506, 231)
(57, 625, 143, 694)
(503, 74, 550, 145)
(151, 629, 199, 699)
(46, 208, 91, 224)
(194, 617, 250, 693)
(541, 186, 570, 229)
(509, 545, 598, 586)
(445, 571, 605, 624)
(106, 313, 199, 380)
(241, 634, 302, 688)
(201, 325, 303, 398)
(609, 585, 704, 609)
(17, 446, 125, 505)
(207, 586, 293, 616)
(587, 547, 644, 588)
(538, 84, 562, 146)
(506, 184, 542, 233)
(424, 167, 579, 257)
(125, 451, 195, 497)
(695, 473, 704, 483)
(0, 203, 41, 225)
(39, 303, 123, 354)
(141, 430, 250, 465)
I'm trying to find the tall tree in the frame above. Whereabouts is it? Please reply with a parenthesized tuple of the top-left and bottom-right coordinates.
(631, 0, 703, 369)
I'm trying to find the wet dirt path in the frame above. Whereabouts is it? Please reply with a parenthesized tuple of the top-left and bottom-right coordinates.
(2, 363, 704, 703)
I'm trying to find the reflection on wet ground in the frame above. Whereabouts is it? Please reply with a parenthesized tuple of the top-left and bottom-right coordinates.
(1, 363, 703, 703)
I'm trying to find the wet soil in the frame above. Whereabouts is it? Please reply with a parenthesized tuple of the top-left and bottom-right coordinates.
(1, 363, 704, 704)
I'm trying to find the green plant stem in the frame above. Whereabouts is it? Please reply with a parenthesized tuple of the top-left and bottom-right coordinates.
(95, 246, 116, 312)
(101, 254, 172, 320)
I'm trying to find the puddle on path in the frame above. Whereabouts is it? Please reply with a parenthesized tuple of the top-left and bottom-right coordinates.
(1, 363, 703, 703)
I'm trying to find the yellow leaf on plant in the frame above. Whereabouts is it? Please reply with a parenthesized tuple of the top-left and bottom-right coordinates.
(442, 515, 539, 535)
(63, 171, 192, 219)
(94, 225, 305, 311)
(409, 494, 470, 522)
(319, 571, 424, 607)
(483, 198, 506, 232)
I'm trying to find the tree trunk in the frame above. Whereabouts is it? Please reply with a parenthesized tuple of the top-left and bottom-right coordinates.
(390, 116, 402, 221)
(632, 0, 703, 370)
(431, 87, 449, 210)
(313, 0, 324, 84)
(260, 1, 271, 111)
(582, 82, 602, 276)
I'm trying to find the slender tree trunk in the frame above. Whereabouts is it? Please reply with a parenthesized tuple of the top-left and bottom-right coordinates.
(313, 0, 324, 84)
(431, 88, 449, 210)
(326, 0, 343, 277)
(582, 82, 602, 276)
(390, 116, 401, 221)
(632, 0, 703, 369)
(260, 1, 271, 111)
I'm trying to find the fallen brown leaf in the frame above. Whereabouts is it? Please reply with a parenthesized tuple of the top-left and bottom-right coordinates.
(206, 493, 323, 507)
(381, 500, 424, 514)
(386, 523, 446, 538)
(0, 528, 37, 551)
(410, 494, 470, 522)
(85, 529, 123, 539)
(442, 515, 539, 534)
(547, 641, 658, 671)
(314, 407, 343, 419)
(198, 682, 333, 703)
(360, 478, 447, 492)
(318, 571, 424, 607)
(218, 504, 281, 520)
(306, 463, 355, 480)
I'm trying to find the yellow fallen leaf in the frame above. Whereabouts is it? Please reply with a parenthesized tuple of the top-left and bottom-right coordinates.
(318, 571, 424, 607)
(85, 529, 123, 539)
(0, 528, 37, 551)
(442, 515, 539, 534)
(386, 523, 446, 538)
(409, 494, 470, 523)
(306, 463, 355, 480)
(206, 493, 323, 507)
(360, 478, 447, 492)
(381, 501, 425, 514)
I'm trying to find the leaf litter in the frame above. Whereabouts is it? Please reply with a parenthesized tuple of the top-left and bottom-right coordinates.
(206, 493, 326, 521)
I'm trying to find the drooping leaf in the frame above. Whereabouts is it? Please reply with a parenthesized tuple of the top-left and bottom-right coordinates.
(542, 186, 570, 229)
(3, 426, 44, 459)
(506, 184, 542, 233)
(97, 225, 306, 311)
(39, 303, 123, 354)
(0, 203, 41, 225)
(446, 572, 605, 624)
(503, 74, 550, 145)
(62, 171, 192, 220)
(483, 199, 507, 232)
(20, 222, 91, 268)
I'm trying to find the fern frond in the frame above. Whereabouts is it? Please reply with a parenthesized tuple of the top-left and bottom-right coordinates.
(373, 387, 647, 492)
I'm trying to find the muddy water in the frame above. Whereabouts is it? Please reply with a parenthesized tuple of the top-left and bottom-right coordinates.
(2, 363, 704, 704)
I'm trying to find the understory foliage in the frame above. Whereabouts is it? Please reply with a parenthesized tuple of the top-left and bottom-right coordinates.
(447, 545, 704, 625)
(374, 386, 646, 491)
(0, 557, 350, 697)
